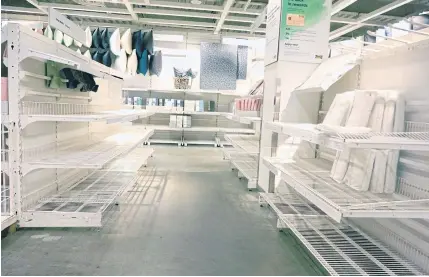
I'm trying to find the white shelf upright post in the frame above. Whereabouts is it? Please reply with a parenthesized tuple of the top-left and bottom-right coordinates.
(258, 0, 332, 192)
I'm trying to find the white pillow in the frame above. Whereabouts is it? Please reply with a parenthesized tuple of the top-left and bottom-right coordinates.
(84, 27, 92, 48)
(113, 48, 127, 73)
(330, 90, 376, 183)
(346, 90, 377, 126)
(73, 39, 83, 48)
(321, 91, 354, 126)
(63, 33, 73, 47)
(385, 93, 404, 193)
(121, 28, 132, 55)
(109, 28, 121, 56)
(83, 49, 91, 59)
(127, 49, 138, 75)
(44, 26, 53, 40)
(368, 95, 387, 193)
(54, 29, 63, 44)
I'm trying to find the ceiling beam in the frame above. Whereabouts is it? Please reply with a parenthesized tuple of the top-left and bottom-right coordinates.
(214, 0, 235, 34)
(134, 7, 220, 19)
(123, 0, 139, 21)
(331, 0, 358, 15)
(25, 0, 48, 14)
(38, 3, 130, 14)
(250, 6, 267, 34)
(329, 0, 416, 40)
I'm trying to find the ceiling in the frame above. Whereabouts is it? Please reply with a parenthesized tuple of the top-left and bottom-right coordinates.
(1, 0, 429, 40)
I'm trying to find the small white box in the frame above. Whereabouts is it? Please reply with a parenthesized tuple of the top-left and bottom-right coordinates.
(184, 100, 195, 112)
(176, 115, 183, 128)
(169, 115, 177, 128)
(183, 115, 192, 128)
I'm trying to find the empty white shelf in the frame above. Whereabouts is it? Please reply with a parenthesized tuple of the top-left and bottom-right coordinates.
(264, 122, 429, 151)
(107, 147, 154, 172)
(259, 190, 424, 276)
(122, 87, 240, 97)
(143, 125, 255, 134)
(263, 157, 429, 222)
(224, 134, 260, 155)
(20, 101, 154, 127)
(1, 215, 17, 231)
(21, 170, 139, 227)
(223, 113, 261, 124)
(22, 129, 154, 175)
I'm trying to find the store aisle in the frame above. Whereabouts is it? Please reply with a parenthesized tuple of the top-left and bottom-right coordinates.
(1, 147, 324, 276)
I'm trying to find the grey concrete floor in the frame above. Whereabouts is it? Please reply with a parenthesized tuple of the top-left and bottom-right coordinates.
(2, 146, 324, 276)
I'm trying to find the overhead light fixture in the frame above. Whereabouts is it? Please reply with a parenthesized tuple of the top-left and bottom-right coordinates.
(191, 0, 202, 4)
(153, 34, 184, 42)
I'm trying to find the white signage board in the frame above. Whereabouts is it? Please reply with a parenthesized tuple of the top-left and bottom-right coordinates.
(264, 0, 282, 66)
(48, 7, 86, 44)
(278, 0, 331, 64)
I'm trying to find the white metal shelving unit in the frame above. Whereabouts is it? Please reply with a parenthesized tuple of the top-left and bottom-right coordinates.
(123, 87, 256, 147)
(258, 31, 429, 274)
(259, 186, 425, 276)
(5, 24, 155, 228)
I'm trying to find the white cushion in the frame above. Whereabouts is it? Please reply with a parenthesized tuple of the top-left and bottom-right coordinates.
(321, 91, 354, 126)
(346, 90, 377, 126)
(83, 49, 91, 59)
(345, 94, 385, 191)
(367, 95, 387, 193)
(127, 49, 138, 75)
(109, 28, 121, 56)
(113, 49, 127, 73)
(121, 28, 132, 55)
(84, 27, 92, 48)
(330, 90, 376, 183)
(385, 92, 405, 193)
(44, 26, 53, 40)
(63, 33, 73, 47)
(73, 39, 83, 48)
(54, 29, 63, 44)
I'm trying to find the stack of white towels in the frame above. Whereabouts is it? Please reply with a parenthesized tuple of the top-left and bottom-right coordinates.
(319, 90, 405, 193)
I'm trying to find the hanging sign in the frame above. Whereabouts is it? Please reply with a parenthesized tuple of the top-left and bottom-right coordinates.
(48, 7, 86, 44)
(264, 0, 282, 66)
(278, 0, 331, 64)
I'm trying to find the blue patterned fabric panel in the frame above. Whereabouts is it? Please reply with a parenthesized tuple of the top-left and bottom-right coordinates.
(237, 45, 248, 80)
(200, 42, 237, 90)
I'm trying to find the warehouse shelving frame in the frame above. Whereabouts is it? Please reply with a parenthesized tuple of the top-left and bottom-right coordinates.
(123, 87, 256, 147)
(4, 24, 155, 228)
(258, 29, 429, 275)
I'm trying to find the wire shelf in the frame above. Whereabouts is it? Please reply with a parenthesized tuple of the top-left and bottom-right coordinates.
(229, 153, 258, 183)
(20, 101, 154, 127)
(21, 129, 154, 175)
(264, 157, 429, 222)
(265, 121, 429, 151)
(224, 134, 260, 155)
(106, 147, 153, 172)
(259, 190, 425, 276)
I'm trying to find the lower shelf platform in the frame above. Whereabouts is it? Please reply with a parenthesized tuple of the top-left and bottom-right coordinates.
(227, 152, 258, 189)
(263, 157, 429, 222)
(21, 170, 138, 228)
(259, 191, 425, 276)
(1, 215, 17, 231)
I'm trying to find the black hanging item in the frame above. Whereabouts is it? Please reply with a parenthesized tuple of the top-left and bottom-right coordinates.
(59, 68, 79, 89)
(142, 30, 154, 55)
(100, 28, 110, 49)
(91, 28, 101, 48)
(149, 51, 163, 76)
(132, 30, 144, 58)
(91, 50, 103, 63)
(102, 51, 112, 67)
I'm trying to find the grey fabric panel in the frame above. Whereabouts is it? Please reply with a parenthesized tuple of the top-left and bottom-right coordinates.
(237, 45, 248, 80)
(200, 42, 237, 90)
